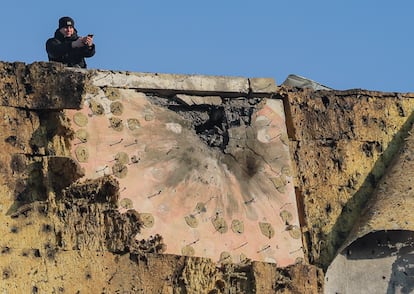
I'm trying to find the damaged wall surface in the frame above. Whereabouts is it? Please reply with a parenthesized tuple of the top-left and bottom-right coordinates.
(279, 87, 414, 293)
(0, 61, 322, 293)
(65, 70, 303, 266)
(325, 112, 414, 293)
(2, 61, 414, 293)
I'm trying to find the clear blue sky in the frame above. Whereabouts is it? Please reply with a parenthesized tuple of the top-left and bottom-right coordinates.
(2, 1, 413, 92)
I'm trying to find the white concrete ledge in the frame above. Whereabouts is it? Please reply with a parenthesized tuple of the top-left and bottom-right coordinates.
(91, 70, 251, 95)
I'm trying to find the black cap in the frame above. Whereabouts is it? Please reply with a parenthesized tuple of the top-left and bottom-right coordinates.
(59, 16, 75, 29)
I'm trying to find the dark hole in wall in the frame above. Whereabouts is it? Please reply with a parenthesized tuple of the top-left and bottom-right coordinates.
(33, 249, 41, 257)
(194, 106, 228, 149)
(2, 269, 11, 279)
(148, 94, 262, 151)
(24, 83, 34, 95)
(321, 96, 330, 108)
(5, 136, 17, 146)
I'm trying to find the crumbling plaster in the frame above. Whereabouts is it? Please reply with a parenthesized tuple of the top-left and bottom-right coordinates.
(2, 61, 414, 292)
(0, 61, 321, 293)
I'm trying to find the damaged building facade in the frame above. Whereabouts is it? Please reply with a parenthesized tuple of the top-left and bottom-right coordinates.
(0, 61, 414, 293)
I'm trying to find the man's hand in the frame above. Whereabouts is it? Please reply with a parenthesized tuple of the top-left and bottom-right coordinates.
(84, 35, 94, 47)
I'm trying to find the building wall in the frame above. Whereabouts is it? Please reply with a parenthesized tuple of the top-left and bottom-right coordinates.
(2, 61, 414, 292)
(0, 61, 320, 293)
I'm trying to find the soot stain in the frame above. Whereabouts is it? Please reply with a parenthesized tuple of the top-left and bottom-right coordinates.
(164, 151, 201, 188)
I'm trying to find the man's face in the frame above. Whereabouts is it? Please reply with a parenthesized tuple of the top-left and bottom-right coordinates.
(60, 25, 74, 37)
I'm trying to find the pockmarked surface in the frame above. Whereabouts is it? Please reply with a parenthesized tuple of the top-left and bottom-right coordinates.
(67, 81, 302, 265)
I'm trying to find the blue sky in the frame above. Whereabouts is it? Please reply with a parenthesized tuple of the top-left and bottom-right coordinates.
(2, 1, 413, 92)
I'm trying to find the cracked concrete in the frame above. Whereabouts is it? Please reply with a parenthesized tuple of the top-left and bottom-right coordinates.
(10, 61, 414, 292)
(65, 72, 302, 266)
(0, 61, 323, 293)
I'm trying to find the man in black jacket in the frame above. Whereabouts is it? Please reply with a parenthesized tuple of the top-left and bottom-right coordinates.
(46, 16, 95, 68)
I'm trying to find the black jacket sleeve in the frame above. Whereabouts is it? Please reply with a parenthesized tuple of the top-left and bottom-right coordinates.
(82, 44, 96, 58)
(46, 38, 95, 59)
(46, 38, 73, 59)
